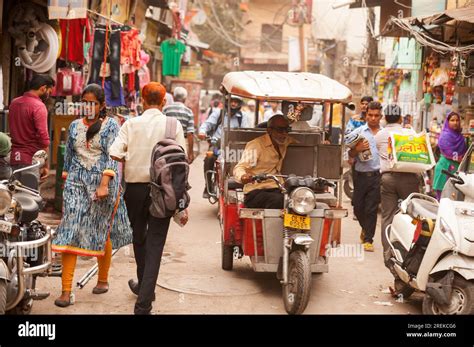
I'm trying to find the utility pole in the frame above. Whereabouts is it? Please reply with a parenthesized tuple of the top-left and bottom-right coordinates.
(298, 22, 306, 72)
(290, 0, 308, 72)
(365, 6, 378, 97)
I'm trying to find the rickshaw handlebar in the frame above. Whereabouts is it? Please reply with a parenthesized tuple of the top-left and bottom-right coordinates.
(251, 174, 335, 189)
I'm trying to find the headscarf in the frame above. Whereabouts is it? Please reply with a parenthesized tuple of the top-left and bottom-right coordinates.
(438, 112, 467, 160)
(0, 132, 11, 157)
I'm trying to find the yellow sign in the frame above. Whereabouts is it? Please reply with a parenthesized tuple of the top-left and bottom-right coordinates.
(283, 213, 311, 230)
(179, 65, 203, 81)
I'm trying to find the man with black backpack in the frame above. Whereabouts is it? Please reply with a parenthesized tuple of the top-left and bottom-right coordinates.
(110, 82, 189, 315)
(198, 95, 249, 198)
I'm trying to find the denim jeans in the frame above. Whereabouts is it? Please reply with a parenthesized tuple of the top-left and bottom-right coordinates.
(89, 25, 122, 100)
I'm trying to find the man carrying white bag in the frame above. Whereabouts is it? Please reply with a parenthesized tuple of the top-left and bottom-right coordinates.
(375, 104, 436, 268)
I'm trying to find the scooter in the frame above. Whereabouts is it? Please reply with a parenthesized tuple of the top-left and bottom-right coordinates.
(386, 168, 474, 314)
(0, 151, 54, 314)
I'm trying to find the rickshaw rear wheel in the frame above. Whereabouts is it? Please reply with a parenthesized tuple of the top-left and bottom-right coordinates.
(221, 243, 234, 271)
(283, 250, 312, 315)
(0, 279, 6, 314)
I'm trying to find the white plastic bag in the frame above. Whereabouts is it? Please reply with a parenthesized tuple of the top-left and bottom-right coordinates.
(173, 209, 189, 227)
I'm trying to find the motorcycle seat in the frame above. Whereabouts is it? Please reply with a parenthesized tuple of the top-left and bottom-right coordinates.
(407, 198, 438, 220)
(14, 193, 40, 223)
(227, 178, 244, 190)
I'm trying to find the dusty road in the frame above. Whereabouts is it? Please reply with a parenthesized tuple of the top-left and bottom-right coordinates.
(32, 152, 423, 315)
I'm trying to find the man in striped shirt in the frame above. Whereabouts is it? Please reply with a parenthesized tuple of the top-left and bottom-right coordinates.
(163, 86, 195, 163)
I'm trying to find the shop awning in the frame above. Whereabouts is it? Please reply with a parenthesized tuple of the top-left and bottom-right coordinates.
(400, 5, 474, 25)
(145, 0, 169, 9)
(186, 40, 210, 50)
(383, 5, 474, 53)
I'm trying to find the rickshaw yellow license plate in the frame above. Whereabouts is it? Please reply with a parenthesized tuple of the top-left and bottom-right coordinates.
(283, 213, 311, 230)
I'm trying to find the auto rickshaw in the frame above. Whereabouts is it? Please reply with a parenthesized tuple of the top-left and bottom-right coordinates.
(215, 71, 351, 314)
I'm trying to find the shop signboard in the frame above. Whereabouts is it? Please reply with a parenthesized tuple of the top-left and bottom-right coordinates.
(100, 0, 130, 24)
(179, 65, 203, 81)
(48, 0, 88, 19)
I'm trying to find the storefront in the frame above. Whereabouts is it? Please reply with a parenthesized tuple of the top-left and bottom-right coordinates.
(384, 5, 474, 144)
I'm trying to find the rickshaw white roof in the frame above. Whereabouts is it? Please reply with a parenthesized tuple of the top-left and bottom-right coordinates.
(221, 71, 352, 103)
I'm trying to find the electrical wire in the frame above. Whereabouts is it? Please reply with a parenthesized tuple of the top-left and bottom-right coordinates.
(390, 16, 474, 54)
(195, 0, 244, 47)
(361, 0, 377, 38)
(394, 0, 413, 9)
(207, 0, 244, 47)
(193, 1, 318, 55)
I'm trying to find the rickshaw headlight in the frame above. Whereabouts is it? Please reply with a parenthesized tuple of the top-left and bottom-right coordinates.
(289, 187, 316, 215)
(0, 185, 12, 215)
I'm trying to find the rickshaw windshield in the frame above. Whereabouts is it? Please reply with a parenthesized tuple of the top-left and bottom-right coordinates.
(220, 71, 352, 132)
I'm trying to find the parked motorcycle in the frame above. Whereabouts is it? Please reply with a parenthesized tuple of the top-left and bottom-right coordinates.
(386, 165, 474, 314)
(204, 137, 220, 205)
(342, 169, 353, 200)
(0, 150, 54, 314)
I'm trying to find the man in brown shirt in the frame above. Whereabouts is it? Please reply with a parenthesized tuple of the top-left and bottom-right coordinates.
(233, 114, 294, 208)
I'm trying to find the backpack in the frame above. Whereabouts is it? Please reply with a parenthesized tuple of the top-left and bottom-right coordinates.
(149, 117, 191, 218)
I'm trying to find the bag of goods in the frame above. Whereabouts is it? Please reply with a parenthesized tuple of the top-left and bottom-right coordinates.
(388, 131, 436, 173)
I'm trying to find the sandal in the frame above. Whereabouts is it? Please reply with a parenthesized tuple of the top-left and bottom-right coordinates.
(54, 292, 75, 307)
(92, 282, 109, 294)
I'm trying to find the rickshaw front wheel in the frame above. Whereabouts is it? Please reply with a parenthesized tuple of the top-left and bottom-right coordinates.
(283, 250, 312, 315)
(221, 243, 234, 271)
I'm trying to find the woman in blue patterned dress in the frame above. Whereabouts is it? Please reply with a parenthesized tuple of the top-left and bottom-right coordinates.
(52, 84, 132, 307)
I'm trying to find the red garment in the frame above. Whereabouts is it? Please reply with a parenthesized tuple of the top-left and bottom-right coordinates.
(127, 73, 135, 93)
(52, 68, 84, 96)
(8, 92, 50, 165)
(121, 29, 141, 73)
(59, 19, 91, 65)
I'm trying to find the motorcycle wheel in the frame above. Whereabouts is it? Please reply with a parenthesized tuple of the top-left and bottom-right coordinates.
(283, 250, 312, 315)
(422, 275, 474, 315)
(221, 244, 233, 271)
(0, 279, 6, 314)
(343, 173, 353, 200)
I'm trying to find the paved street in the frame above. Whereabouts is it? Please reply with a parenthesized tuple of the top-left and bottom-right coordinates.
(32, 151, 422, 314)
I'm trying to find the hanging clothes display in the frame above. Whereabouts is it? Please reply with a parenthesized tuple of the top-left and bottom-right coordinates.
(160, 38, 186, 76)
(121, 28, 142, 74)
(104, 79, 126, 107)
(53, 68, 84, 96)
(138, 50, 151, 90)
(59, 18, 91, 65)
(88, 24, 124, 105)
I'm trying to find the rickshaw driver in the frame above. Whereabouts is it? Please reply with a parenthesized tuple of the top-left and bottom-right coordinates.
(233, 114, 295, 209)
(198, 95, 249, 198)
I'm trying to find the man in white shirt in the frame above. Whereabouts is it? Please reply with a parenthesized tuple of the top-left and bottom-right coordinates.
(110, 82, 186, 315)
(263, 101, 280, 122)
(375, 104, 421, 268)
